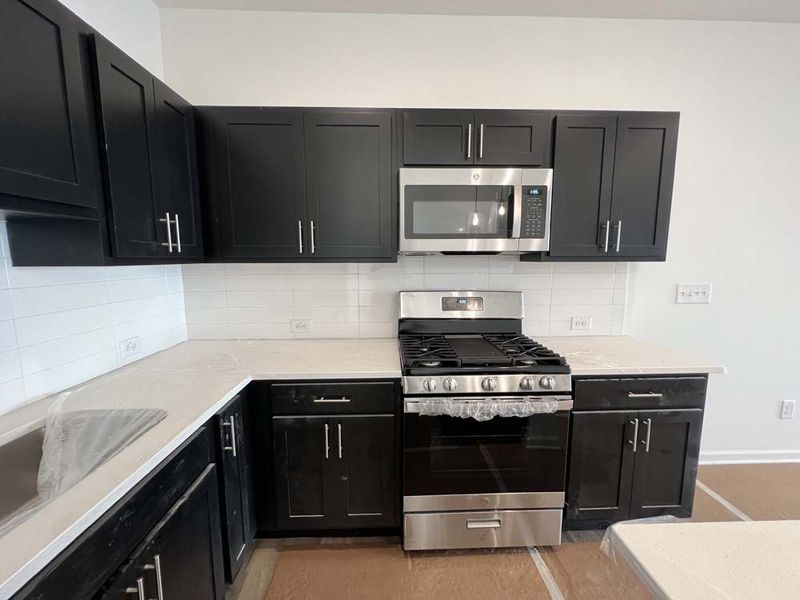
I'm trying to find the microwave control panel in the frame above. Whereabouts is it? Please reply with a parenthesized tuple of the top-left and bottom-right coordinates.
(521, 186, 548, 238)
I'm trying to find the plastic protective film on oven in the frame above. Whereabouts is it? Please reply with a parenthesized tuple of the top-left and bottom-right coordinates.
(414, 397, 560, 422)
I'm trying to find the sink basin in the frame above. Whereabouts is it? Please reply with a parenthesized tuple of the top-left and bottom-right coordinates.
(0, 408, 166, 533)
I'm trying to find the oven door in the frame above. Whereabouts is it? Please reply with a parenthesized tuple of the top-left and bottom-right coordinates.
(403, 396, 571, 512)
(399, 168, 522, 253)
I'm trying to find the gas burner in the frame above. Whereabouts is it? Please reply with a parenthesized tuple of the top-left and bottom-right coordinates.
(419, 360, 442, 367)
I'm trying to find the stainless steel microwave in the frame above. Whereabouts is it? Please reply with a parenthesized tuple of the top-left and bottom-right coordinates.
(399, 168, 553, 254)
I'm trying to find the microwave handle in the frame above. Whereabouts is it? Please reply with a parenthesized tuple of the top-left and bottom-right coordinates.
(511, 184, 523, 239)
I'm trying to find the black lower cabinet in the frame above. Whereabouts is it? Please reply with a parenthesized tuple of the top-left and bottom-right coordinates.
(272, 415, 398, 531)
(565, 408, 703, 528)
(216, 395, 256, 582)
(98, 464, 226, 600)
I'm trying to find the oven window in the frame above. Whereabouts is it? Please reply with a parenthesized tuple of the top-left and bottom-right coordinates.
(404, 185, 515, 238)
(404, 412, 569, 496)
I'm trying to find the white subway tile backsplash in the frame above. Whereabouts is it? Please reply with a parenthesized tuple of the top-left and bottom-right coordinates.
(184, 258, 628, 341)
(0, 222, 188, 416)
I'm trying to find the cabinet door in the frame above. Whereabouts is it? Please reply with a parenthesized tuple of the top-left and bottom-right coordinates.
(334, 416, 398, 528)
(609, 113, 679, 259)
(629, 409, 703, 519)
(272, 417, 335, 530)
(97, 464, 225, 600)
(217, 398, 254, 581)
(201, 108, 306, 259)
(474, 110, 550, 166)
(152, 80, 203, 257)
(402, 110, 474, 165)
(304, 110, 394, 259)
(565, 411, 637, 527)
(92, 35, 164, 259)
(549, 114, 616, 258)
(0, 0, 99, 210)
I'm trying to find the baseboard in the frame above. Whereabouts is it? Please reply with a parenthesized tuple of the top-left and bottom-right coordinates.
(700, 449, 800, 464)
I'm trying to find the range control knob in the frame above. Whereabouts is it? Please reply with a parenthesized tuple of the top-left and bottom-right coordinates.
(539, 376, 556, 390)
(442, 377, 458, 392)
(481, 377, 497, 392)
(519, 377, 535, 391)
(422, 378, 438, 392)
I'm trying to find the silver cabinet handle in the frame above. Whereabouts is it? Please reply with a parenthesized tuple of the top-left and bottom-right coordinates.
(466, 122, 472, 159)
(644, 418, 652, 453)
(222, 415, 237, 457)
(174, 213, 182, 253)
(337, 422, 343, 459)
(297, 220, 304, 253)
(144, 555, 165, 600)
(313, 396, 351, 404)
(629, 418, 639, 453)
(310, 220, 316, 254)
(628, 392, 664, 399)
(603, 220, 610, 253)
(478, 123, 484, 159)
(125, 577, 146, 599)
(467, 519, 501, 529)
(159, 212, 174, 253)
(324, 423, 330, 459)
(615, 220, 622, 252)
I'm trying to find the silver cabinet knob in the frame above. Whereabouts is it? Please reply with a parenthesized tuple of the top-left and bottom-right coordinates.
(422, 378, 438, 392)
(539, 376, 556, 390)
(442, 377, 458, 391)
(481, 377, 497, 391)
(520, 377, 535, 391)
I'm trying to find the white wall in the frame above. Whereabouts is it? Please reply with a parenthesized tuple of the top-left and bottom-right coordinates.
(59, 0, 164, 77)
(183, 258, 628, 340)
(159, 10, 800, 460)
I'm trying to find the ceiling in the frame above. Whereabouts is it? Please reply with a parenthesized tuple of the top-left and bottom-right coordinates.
(152, 0, 800, 24)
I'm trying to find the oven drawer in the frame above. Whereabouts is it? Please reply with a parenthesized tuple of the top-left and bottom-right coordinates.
(574, 376, 708, 410)
(403, 509, 562, 550)
(270, 382, 395, 415)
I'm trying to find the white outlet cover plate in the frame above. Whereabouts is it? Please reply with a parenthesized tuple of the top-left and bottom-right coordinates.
(291, 319, 313, 333)
(676, 283, 712, 304)
(570, 316, 592, 330)
(780, 399, 796, 420)
(119, 336, 142, 360)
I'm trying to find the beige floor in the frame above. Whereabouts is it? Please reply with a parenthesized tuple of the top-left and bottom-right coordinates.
(229, 463, 800, 600)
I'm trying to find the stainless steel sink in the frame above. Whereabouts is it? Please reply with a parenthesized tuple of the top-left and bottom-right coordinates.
(0, 408, 166, 533)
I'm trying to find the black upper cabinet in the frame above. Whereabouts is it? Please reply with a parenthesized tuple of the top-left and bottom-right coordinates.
(402, 110, 473, 165)
(548, 111, 679, 261)
(200, 108, 395, 261)
(610, 113, 678, 258)
(304, 110, 394, 259)
(201, 109, 306, 259)
(152, 80, 203, 257)
(549, 115, 616, 258)
(216, 395, 255, 582)
(402, 109, 550, 166)
(92, 35, 202, 260)
(0, 0, 99, 212)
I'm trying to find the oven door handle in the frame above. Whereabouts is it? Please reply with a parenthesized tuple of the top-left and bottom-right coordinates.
(404, 396, 573, 414)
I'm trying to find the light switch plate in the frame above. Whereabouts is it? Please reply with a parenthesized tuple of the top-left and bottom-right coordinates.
(571, 316, 592, 331)
(291, 319, 313, 333)
(676, 283, 712, 304)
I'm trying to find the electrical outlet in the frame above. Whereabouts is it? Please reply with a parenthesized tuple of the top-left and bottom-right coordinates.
(570, 316, 592, 331)
(291, 319, 313, 334)
(676, 283, 712, 304)
(780, 400, 796, 420)
(119, 336, 142, 360)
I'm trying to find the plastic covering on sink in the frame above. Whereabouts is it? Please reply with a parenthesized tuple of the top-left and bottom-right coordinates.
(415, 397, 560, 421)
(0, 389, 166, 538)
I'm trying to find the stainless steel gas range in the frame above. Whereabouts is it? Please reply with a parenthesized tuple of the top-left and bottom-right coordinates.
(399, 290, 572, 551)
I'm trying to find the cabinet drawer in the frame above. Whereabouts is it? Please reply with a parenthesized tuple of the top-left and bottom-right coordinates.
(403, 509, 562, 550)
(270, 382, 395, 415)
(574, 376, 707, 410)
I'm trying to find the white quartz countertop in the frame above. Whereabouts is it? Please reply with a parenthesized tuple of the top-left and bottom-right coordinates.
(540, 336, 726, 376)
(0, 335, 722, 598)
(607, 520, 800, 599)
